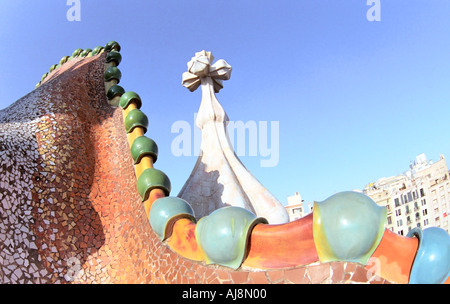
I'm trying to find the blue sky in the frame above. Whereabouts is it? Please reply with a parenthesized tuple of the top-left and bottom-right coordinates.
(1, 1, 450, 205)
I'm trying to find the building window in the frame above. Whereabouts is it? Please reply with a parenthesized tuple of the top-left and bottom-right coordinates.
(422, 209, 428, 216)
(394, 198, 400, 207)
(395, 209, 401, 216)
(292, 207, 302, 214)
(407, 192, 413, 202)
(387, 216, 392, 225)
(414, 201, 419, 211)
(420, 188, 425, 197)
(421, 199, 427, 206)
(397, 219, 403, 227)
(424, 219, 429, 226)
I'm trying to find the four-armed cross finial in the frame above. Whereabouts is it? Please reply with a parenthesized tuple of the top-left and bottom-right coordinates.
(182, 50, 232, 93)
(178, 50, 289, 225)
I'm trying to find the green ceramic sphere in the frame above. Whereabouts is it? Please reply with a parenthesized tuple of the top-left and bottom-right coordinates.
(59, 56, 70, 65)
(41, 73, 48, 82)
(106, 51, 122, 66)
(119, 91, 142, 110)
(124, 109, 148, 133)
(72, 48, 83, 57)
(49, 64, 58, 72)
(80, 48, 92, 57)
(105, 41, 121, 52)
(92, 46, 104, 55)
(149, 196, 195, 241)
(104, 66, 122, 83)
(131, 136, 158, 164)
(313, 191, 387, 264)
(137, 168, 171, 201)
(195, 206, 267, 270)
(106, 85, 125, 100)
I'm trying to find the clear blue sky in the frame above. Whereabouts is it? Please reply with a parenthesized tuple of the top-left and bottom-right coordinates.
(1, 1, 450, 205)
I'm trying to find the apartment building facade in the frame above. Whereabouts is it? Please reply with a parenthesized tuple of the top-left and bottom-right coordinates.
(363, 154, 449, 235)
(285, 192, 313, 221)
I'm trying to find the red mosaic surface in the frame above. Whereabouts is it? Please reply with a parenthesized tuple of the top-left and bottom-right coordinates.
(0, 50, 394, 284)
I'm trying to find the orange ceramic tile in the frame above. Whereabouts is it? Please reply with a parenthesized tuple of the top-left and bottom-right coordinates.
(144, 188, 166, 218)
(128, 128, 145, 148)
(366, 228, 418, 284)
(135, 156, 154, 178)
(243, 213, 318, 269)
(444, 275, 450, 284)
(166, 218, 205, 262)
